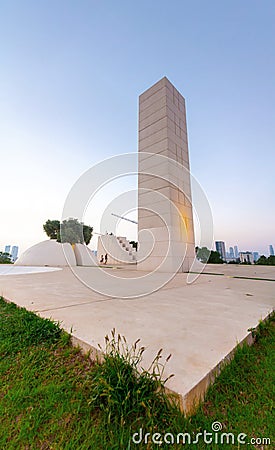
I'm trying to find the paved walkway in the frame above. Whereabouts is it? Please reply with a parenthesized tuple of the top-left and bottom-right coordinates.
(1, 264, 274, 412)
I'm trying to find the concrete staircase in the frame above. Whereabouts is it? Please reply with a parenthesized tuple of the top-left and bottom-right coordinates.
(97, 234, 137, 265)
(116, 236, 137, 262)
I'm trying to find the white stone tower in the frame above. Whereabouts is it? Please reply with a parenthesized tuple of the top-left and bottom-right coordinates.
(138, 77, 195, 272)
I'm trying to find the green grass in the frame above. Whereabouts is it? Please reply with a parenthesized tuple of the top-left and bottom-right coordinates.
(0, 297, 274, 449)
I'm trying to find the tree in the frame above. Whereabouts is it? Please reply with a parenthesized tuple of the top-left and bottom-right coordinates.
(256, 255, 267, 265)
(0, 252, 13, 264)
(43, 220, 60, 240)
(208, 250, 224, 264)
(256, 255, 275, 266)
(83, 225, 93, 246)
(43, 219, 93, 245)
(196, 246, 210, 263)
(60, 218, 83, 244)
(196, 246, 224, 264)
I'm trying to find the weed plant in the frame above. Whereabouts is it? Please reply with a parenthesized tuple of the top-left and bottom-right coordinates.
(88, 329, 175, 427)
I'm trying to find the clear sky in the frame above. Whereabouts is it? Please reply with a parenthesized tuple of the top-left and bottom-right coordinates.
(1, 0, 274, 256)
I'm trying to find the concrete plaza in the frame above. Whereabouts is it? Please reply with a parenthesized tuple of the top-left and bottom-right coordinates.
(0, 264, 274, 412)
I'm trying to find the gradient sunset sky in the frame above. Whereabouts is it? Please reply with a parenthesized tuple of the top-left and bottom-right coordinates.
(1, 0, 274, 256)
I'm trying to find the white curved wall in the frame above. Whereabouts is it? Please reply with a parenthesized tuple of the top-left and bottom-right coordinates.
(74, 244, 97, 266)
(15, 240, 77, 267)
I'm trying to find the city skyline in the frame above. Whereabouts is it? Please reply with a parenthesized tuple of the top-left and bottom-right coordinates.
(3, 241, 274, 260)
(214, 241, 271, 261)
(1, 1, 274, 256)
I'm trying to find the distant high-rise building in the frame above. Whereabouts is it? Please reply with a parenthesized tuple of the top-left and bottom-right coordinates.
(5, 245, 11, 254)
(11, 246, 19, 262)
(269, 245, 274, 256)
(239, 252, 254, 264)
(215, 241, 226, 261)
(253, 252, 259, 262)
(229, 247, 234, 259)
(234, 245, 239, 258)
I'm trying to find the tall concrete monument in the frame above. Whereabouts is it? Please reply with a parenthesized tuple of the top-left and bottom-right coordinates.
(138, 77, 195, 272)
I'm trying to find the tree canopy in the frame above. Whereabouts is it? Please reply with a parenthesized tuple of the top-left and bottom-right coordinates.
(0, 252, 13, 264)
(43, 220, 60, 240)
(208, 250, 224, 264)
(196, 246, 224, 264)
(195, 246, 210, 263)
(43, 219, 93, 245)
(256, 255, 275, 266)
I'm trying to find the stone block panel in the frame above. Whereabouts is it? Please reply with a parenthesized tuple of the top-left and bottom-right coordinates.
(139, 77, 167, 103)
(139, 106, 167, 130)
(139, 86, 167, 112)
(139, 117, 168, 141)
